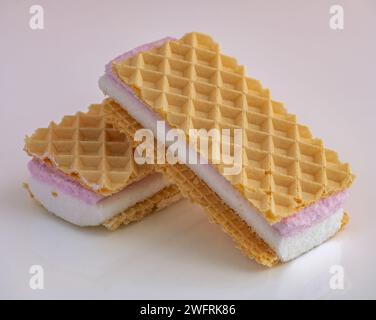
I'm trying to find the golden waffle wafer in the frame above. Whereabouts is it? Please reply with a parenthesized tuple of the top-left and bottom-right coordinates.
(112, 32, 355, 223)
(24, 102, 154, 196)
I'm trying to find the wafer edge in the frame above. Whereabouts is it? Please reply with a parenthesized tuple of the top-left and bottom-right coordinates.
(103, 184, 181, 230)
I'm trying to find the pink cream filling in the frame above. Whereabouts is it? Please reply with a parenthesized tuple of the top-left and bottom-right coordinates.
(104, 38, 348, 237)
(28, 159, 104, 205)
(272, 191, 348, 237)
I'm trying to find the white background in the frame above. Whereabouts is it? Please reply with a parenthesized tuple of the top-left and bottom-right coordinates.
(0, 0, 375, 299)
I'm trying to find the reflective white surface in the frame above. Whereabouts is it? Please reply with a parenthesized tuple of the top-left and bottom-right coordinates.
(0, 0, 374, 299)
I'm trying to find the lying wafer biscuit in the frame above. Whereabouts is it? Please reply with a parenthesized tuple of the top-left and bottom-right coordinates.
(24, 102, 181, 229)
(99, 32, 355, 265)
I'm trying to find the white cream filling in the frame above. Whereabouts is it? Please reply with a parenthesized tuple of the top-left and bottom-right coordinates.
(28, 172, 170, 227)
(99, 75, 344, 261)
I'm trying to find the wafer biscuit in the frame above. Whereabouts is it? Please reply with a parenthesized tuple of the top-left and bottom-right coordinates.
(24, 102, 182, 228)
(99, 32, 355, 265)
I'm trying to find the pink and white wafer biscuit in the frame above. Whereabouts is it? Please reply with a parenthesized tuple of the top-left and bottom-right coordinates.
(24, 102, 181, 229)
(99, 32, 355, 264)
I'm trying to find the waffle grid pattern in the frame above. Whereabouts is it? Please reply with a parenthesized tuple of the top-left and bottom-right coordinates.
(24, 103, 154, 195)
(113, 32, 354, 222)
